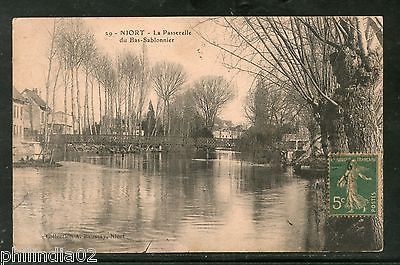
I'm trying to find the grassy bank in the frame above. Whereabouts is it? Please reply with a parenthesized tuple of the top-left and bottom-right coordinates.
(13, 160, 62, 168)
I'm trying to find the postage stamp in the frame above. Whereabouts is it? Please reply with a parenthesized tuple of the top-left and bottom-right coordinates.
(329, 154, 379, 216)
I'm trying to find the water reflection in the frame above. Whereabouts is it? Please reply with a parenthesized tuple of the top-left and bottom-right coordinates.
(14, 150, 318, 252)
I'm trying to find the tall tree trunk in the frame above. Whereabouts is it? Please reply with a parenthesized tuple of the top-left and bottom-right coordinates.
(98, 81, 102, 134)
(342, 86, 380, 153)
(330, 47, 381, 153)
(49, 63, 61, 163)
(124, 82, 128, 135)
(114, 94, 118, 134)
(63, 64, 68, 134)
(91, 77, 96, 135)
(326, 43, 383, 251)
(162, 100, 167, 136)
(117, 95, 121, 135)
(110, 90, 113, 134)
(127, 80, 132, 134)
(325, 103, 348, 153)
(307, 112, 319, 159)
(76, 67, 82, 134)
(70, 67, 76, 134)
(152, 99, 162, 136)
(104, 89, 108, 134)
(84, 69, 89, 134)
(43, 21, 58, 149)
(110, 91, 112, 134)
(132, 88, 136, 135)
(167, 100, 171, 136)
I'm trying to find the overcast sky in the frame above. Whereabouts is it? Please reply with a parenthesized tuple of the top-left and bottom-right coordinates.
(13, 17, 254, 125)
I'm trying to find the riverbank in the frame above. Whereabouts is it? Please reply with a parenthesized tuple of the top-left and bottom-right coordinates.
(65, 143, 169, 154)
(294, 156, 327, 178)
(307, 177, 328, 249)
(13, 160, 62, 168)
(239, 149, 281, 167)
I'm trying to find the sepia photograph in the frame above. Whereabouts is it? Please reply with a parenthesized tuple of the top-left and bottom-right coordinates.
(12, 16, 383, 253)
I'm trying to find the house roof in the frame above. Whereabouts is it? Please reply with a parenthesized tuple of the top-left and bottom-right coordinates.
(13, 87, 27, 104)
(21, 88, 50, 111)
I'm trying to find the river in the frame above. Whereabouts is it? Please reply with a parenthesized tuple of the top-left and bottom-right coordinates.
(13, 150, 321, 252)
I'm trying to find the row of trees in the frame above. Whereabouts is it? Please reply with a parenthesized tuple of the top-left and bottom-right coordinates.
(43, 19, 235, 139)
(201, 16, 383, 155)
(244, 75, 310, 147)
(45, 19, 151, 136)
(145, 75, 234, 138)
(198, 16, 383, 250)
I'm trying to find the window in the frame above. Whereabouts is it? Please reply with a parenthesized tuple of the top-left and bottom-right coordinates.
(20, 106, 23, 120)
(13, 125, 16, 136)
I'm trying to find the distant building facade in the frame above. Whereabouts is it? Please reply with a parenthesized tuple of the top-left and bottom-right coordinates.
(13, 88, 26, 142)
(13, 88, 45, 161)
(49, 111, 74, 134)
(13, 88, 28, 161)
(213, 125, 245, 139)
(281, 126, 310, 164)
(281, 126, 309, 152)
(21, 88, 51, 139)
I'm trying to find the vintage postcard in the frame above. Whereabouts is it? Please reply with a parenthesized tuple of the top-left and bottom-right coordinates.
(12, 16, 383, 253)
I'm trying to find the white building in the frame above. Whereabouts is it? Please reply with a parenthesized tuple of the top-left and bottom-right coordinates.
(213, 126, 244, 139)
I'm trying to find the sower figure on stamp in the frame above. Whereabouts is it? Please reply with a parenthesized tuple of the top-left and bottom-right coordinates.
(337, 159, 372, 213)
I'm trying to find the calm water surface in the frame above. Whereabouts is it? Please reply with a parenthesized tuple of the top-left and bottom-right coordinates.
(13, 150, 319, 252)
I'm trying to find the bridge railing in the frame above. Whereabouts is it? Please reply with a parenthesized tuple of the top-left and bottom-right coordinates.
(55, 134, 238, 148)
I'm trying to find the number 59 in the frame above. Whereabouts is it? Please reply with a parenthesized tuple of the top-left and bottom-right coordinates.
(333, 196, 346, 209)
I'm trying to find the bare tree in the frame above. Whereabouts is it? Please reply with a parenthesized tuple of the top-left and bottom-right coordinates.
(55, 19, 96, 134)
(151, 96, 163, 136)
(300, 16, 383, 153)
(191, 76, 234, 130)
(195, 17, 345, 154)
(301, 16, 383, 250)
(93, 55, 112, 134)
(135, 44, 151, 129)
(41, 20, 62, 161)
(81, 34, 97, 134)
(118, 51, 147, 134)
(244, 74, 311, 151)
(151, 61, 187, 135)
(43, 20, 58, 137)
(199, 16, 382, 155)
(169, 89, 207, 138)
(196, 16, 383, 251)
(247, 76, 303, 128)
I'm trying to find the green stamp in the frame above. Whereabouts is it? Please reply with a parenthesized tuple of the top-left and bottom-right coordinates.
(329, 154, 378, 216)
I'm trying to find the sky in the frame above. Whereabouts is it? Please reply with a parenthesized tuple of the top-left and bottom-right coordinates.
(13, 17, 253, 125)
